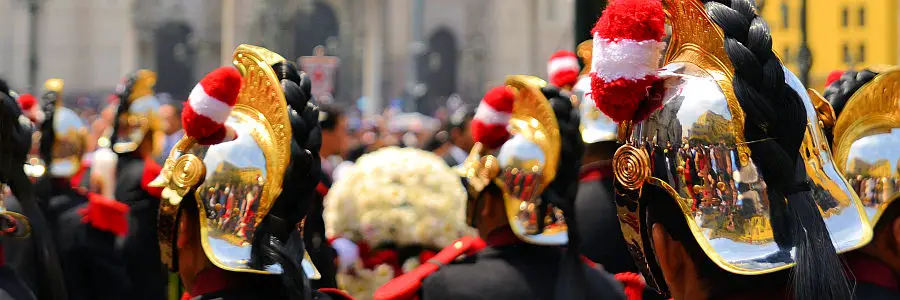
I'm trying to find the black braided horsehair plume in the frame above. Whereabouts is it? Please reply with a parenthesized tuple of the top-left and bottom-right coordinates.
(704, 1, 851, 299)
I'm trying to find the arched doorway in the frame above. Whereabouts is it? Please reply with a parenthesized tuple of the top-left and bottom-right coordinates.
(418, 28, 458, 114)
(154, 21, 195, 101)
(292, 1, 341, 100)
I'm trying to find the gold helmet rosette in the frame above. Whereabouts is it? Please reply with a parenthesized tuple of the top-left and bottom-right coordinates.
(108, 69, 164, 155)
(460, 75, 568, 245)
(37, 78, 88, 178)
(827, 68, 900, 227)
(0, 185, 31, 239)
(589, 0, 871, 295)
(151, 45, 319, 279)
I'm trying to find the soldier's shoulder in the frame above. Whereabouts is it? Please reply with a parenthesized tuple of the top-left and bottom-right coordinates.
(373, 236, 486, 300)
(420, 253, 532, 300)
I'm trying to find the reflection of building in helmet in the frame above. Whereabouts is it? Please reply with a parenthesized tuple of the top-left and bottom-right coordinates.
(828, 68, 900, 226)
(152, 45, 321, 282)
(590, 0, 871, 297)
(461, 75, 569, 246)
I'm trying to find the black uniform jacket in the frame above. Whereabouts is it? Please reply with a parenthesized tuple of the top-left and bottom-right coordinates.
(187, 268, 354, 300)
(846, 252, 900, 300)
(376, 228, 625, 300)
(574, 162, 667, 300)
(0, 266, 35, 300)
(3, 191, 67, 300)
(574, 162, 635, 274)
(115, 155, 167, 300)
(36, 177, 130, 300)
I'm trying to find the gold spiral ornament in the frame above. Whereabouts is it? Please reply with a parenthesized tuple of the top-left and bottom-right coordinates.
(614, 145, 650, 190)
(172, 154, 205, 194)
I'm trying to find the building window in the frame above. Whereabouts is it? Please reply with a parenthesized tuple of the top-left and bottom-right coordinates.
(841, 7, 849, 28)
(858, 7, 865, 27)
(781, 3, 789, 29)
(859, 44, 866, 63)
(783, 46, 791, 63)
(843, 43, 851, 64)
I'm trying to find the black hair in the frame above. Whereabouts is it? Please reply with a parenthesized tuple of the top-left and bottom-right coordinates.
(445, 109, 474, 132)
(423, 130, 450, 152)
(645, 1, 851, 299)
(823, 69, 879, 119)
(318, 105, 344, 131)
(822, 69, 879, 144)
(264, 61, 323, 300)
(109, 73, 137, 150)
(541, 85, 591, 299)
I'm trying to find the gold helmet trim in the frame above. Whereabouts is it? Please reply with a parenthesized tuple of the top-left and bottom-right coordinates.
(460, 75, 566, 245)
(153, 45, 318, 278)
(832, 68, 900, 226)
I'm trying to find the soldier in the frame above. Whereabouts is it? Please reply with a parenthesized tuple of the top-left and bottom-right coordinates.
(102, 69, 168, 300)
(0, 79, 69, 300)
(150, 44, 352, 299)
(570, 37, 669, 300)
(822, 68, 900, 299)
(589, 0, 871, 299)
(374, 76, 626, 300)
(30, 79, 131, 300)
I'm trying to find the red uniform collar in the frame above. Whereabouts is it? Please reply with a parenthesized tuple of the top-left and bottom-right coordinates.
(579, 160, 613, 183)
(189, 267, 247, 296)
(485, 226, 521, 247)
(846, 252, 900, 292)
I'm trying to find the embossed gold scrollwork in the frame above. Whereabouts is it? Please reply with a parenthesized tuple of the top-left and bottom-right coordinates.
(614, 145, 651, 190)
(807, 88, 836, 131)
(160, 154, 205, 207)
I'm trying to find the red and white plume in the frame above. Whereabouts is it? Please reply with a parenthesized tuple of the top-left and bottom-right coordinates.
(547, 50, 580, 89)
(590, 0, 666, 123)
(472, 86, 515, 150)
(825, 70, 844, 87)
(182, 67, 243, 145)
(17, 93, 44, 124)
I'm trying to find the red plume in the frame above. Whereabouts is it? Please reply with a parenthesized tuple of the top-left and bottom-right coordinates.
(589, 0, 666, 123)
(472, 86, 516, 150)
(548, 50, 580, 89)
(825, 70, 844, 87)
(79, 193, 130, 237)
(182, 67, 243, 145)
(16, 94, 43, 123)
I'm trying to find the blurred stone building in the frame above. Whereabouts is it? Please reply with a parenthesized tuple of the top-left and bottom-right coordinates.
(0, 0, 574, 114)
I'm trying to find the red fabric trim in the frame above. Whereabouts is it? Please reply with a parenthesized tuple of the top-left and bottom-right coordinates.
(316, 182, 329, 197)
(180, 292, 191, 300)
(79, 193, 130, 236)
(614, 272, 645, 300)
(70, 163, 90, 189)
(373, 236, 486, 300)
(845, 252, 900, 292)
(189, 267, 248, 297)
(318, 288, 356, 300)
(141, 158, 163, 198)
(581, 256, 597, 268)
(580, 161, 613, 183)
(485, 226, 520, 247)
